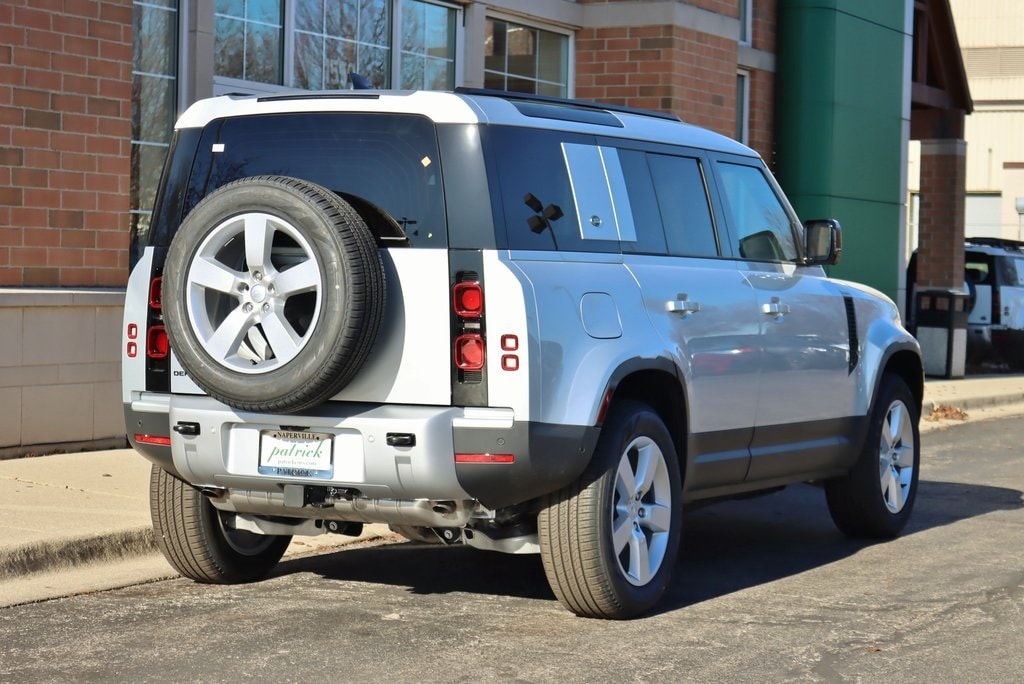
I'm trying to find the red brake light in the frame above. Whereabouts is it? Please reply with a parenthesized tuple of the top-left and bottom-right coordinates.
(453, 282, 483, 318)
(135, 433, 171, 446)
(455, 453, 514, 463)
(147, 325, 169, 359)
(149, 276, 162, 309)
(454, 334, 485, 370)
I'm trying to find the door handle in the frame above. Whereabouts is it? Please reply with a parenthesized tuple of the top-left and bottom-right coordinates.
(666, 295, 701, 315)
(761, 297, 791, 318)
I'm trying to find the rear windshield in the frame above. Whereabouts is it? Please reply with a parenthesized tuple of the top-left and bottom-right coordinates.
(153, 112, 447, 249)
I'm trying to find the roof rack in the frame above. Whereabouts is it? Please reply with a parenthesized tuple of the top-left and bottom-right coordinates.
(966, 237, 1024, 250)
(453, 87, 681, 123)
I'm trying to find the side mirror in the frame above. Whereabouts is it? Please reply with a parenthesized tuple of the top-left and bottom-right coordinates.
(803, 218, 842, 266)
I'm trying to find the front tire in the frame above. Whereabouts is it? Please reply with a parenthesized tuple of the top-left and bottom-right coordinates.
(538, 400, 682, 619)
(150, 465, 291, 583)
(826, 375, 920, 538)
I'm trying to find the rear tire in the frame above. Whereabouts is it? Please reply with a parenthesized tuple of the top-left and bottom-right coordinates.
(538, 400, 682, 619)
(826, 375, 920, 538)
(150, 465, 291, 583)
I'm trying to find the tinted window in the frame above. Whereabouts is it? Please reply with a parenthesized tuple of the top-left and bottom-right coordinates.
(647, 153, 718, 257)
(1000, 256, 1024, 287)
(716, 161, 798, 262)
(184, 113, 446, 247)
(487, 126, 616, 253)
(618, 150, 668, 255)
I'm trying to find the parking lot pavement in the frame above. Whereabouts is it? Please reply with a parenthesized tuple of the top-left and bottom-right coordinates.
(1, 373, 1022, 588)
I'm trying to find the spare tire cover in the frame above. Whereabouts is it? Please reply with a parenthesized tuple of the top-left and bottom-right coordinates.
(162, 175, 386, 413)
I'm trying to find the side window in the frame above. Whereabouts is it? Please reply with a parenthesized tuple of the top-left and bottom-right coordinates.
(715, 161, 799, 262)
(965, 256, 991, 286)
(1003, 256, 1024, 287)
(618, 149, 668, 255)
(488, 126, 615, 253)
(646, 153, 719, 258)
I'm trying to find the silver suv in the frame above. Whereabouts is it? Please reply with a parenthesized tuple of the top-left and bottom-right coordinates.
(123, 89, 923, 619)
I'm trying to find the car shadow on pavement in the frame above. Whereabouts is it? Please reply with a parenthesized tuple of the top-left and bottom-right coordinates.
(277, 478, 1022, 615)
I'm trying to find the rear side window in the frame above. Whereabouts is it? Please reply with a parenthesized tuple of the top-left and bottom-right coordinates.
(486, 126, 616, 253)
(183, 113, 447, 247)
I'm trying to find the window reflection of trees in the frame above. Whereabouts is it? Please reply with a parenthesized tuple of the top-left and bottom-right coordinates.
(214, 1, 282, 84)
(293, 0, 391, 89)
(131, 0, 178, 245)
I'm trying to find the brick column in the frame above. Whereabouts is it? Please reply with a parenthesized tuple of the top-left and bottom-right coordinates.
(916, 139, 967, 289)
(0, 0, 132, 287)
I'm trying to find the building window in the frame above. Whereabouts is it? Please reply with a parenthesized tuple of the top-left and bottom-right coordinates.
(484, 17, 569, 97)
(293, 0, 390, 89)
(739, 0, 752, 45)
(736, 70, 750, 144)
(399, 0, 457, 89)
(215, 0, 459, 91)
(132, 0, 179, 242)
(214, 0, 284, 84)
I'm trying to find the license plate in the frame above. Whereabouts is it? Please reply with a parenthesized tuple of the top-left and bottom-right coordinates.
(259, 430, 333, 477)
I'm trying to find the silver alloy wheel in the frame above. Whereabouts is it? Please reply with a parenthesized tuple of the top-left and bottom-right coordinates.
(185, 212, 322, 373)
(878, 398, 915, 514)
(612, 435, 673, 587)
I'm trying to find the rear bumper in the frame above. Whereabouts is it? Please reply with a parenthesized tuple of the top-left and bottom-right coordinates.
(125, 394, 596, 513)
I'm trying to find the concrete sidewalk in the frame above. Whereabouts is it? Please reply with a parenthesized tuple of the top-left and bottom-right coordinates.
(2, 373, 1023, 585)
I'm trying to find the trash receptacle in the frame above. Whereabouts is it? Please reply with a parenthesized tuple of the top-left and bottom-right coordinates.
(914, 289, 969, 378)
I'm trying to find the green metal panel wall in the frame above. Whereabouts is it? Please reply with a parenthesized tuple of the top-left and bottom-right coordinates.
(776, 0, 910, 302)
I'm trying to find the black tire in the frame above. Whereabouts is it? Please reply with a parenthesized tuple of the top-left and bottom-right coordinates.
(538, 400, 683, 619)
(162, 175, 385, 413)
(149, 465, 291, 583)
(825, 375, 920, 538)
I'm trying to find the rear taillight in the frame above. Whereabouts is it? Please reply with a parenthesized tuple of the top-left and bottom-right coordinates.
(452, 275, 485, 382)
(453, 282, 483, 318)
(454, 334, 485, 371)
(145, 274, 170, 390)
(147, 325, 169, 359)
(992, 284, 1001, 324)
(148, 276, 162, 309)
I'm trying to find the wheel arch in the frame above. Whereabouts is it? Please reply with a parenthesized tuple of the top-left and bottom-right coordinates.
(600, 360, 688, 486)
(878, 345, 925, 415)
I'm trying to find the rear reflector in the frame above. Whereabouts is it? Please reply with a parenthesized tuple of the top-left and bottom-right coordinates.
(455, 453, 514, 464)
(135, 433, 171, 446)
(147, 325, 169, 359)
(454, 334, 485, 370)
(453, 281, 484, 318)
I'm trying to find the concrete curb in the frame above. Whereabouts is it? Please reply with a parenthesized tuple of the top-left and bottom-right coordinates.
(0, 527, 155, 580)
(0, 523, 396, 581)
(924, 393, 1024, 415)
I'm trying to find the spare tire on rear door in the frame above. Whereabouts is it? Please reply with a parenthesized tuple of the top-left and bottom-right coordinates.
(162, 175, 385, 413)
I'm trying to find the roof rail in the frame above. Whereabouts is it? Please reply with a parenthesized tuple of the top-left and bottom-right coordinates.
(453, 87, 681, 123)
(966, 237, 1024, 250)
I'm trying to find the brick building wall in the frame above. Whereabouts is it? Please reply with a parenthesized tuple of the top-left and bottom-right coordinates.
(916, 140, 967, 288)
(575, 0, 778, 161)
(748, 0, 776, 164)
(0, 0, 131, 456)
(0, 0, 132, 288)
